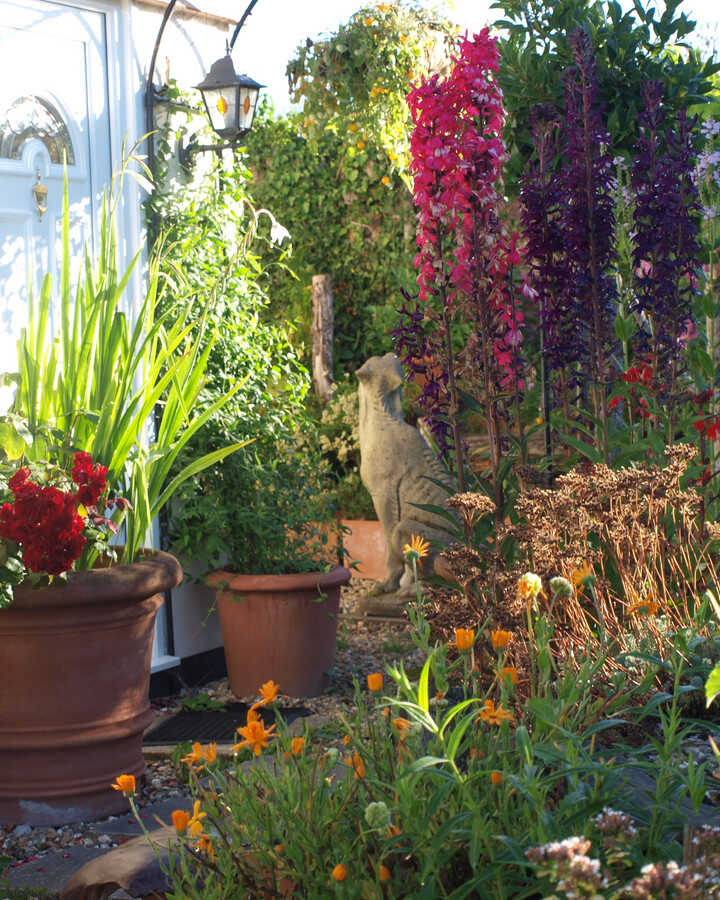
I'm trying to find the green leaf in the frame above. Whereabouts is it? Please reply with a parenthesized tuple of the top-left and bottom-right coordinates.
(706, 661, 720, 708)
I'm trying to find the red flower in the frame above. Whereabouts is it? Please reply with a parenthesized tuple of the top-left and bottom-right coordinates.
(694, 418, 707, 434)
(706, 419, 720, 441)
(72, 452, 107, 507)
(0, 476, 86, 575)
(608, 396, 621, 411)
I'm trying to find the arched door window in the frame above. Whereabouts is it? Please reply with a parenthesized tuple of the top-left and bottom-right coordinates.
(0, 95, 75, 164)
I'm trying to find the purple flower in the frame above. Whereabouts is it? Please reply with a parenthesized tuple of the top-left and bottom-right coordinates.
(630, 81, 701, 373)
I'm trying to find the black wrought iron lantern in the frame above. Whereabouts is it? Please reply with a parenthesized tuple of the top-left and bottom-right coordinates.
(196, 53, 263, 142)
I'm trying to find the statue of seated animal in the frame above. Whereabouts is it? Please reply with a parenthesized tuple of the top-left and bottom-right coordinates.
(357, 353, 458, 596)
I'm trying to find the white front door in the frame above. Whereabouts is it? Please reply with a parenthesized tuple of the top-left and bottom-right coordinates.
(0, 0, 112, 387)
(0, 0, 177, 671)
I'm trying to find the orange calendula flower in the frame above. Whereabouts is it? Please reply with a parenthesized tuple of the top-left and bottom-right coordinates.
(379, 864, 391, 882)
(181, 742, 205, 768)
(291, 737, 305, 755)
(478, 699, 513, 726)
(387, 824, 402, 837)
(332, 863, 348, 882)
(234, 710, 276, 756)
(343, 734, 351, 746)
(491, 630, 512, 650)
(490, 770, 503, 785)
(357, 140, 365, 150)
(258, 680, 280, 705)
(194, 833, 214, 862)
(571, 561, 594, 593)
(517, 572, 544, 602)
(381, 175, 390, 185)
(498, 666, 518, 686)
(204, 742, 218, 764)
(628, 597, 660, 617)
(345, 751, 366, 779)
(111, 774, 136, 795)
(392, 717, 412, 741)
(171, 809, 190, 834)
(455, 627, 475, 652)
(367, 672, 383, 692)
(188, 799, 207, 838)
(275, 843, 285, 853)
(403, 534, 429, 560)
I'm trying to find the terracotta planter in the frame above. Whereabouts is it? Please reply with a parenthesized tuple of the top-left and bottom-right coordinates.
(0, 551, 183, 825)
(341, 519, 387, 581)
(207, 566, 351, 699)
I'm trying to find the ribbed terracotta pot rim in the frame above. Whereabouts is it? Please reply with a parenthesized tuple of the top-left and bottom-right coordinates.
(7, 550, 183, 610)
(206, 565, 351, 594)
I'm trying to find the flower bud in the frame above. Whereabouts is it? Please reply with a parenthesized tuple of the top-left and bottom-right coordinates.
(365, 801, 391, 831)
(549, 576, 573, 600)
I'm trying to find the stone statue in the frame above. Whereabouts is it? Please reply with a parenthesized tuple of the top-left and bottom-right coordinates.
(357, 353, 458, 597)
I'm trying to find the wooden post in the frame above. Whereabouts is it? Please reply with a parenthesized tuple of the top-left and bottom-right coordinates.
(311, 274, 334, 402)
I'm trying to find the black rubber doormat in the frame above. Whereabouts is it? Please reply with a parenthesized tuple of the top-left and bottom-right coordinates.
(143, 702, 311, 746)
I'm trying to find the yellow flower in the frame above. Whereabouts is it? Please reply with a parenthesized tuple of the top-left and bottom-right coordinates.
(364, 16, 373, 25)
(180, 742, 204, 768)
(379, 864, 391, 882)
(172, 809, 190, 834)
(478, 699, 513, 726)
(291, 737, 305, 755)
(193, 833, 214, 862)
(571, 562, 594, 593)
(517, 572, 544, 602)
(367, 672, 383, 692)
(234, 710, 276, 756)
(111, 774, 136, 795)
(535, 416, 544, 425)
(490, 770, 503, 785)
(345, 751, 366, 779)
(381, 175, 390, 186)
(332, 862, 348, 881)
(349, 122, 359, 132)
(400, 34, 407, 42)
(188, 800, 207, 838)
(491, 630, 512, 650)
(403, 534, 430, 560)
(392, 717, 412, 741)
(455, 627, 475, 652)
(258, 679, 280, 705)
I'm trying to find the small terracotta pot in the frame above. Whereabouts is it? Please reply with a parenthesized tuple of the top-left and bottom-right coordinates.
(0, 550, 182, 825)
(207, 566, 351, 699)
(341, 519, 387, 581)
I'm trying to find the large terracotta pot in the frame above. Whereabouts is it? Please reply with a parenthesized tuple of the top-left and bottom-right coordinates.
(0, 550, 183, 825)
(207, 566, 351, 699)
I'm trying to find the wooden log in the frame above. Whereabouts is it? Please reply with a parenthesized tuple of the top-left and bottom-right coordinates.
(311, 273, 334, 402)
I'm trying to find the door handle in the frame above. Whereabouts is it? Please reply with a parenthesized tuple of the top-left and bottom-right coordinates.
(32, 170, 48, 221)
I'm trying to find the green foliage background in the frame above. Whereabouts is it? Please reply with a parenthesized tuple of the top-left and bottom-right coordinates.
(245, 106, 414, 373)
(147, 90, 336, 573)
(493, 0, 720, 190)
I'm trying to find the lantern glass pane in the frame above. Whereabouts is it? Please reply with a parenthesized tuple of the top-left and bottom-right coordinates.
(237, 86, 259, 131)
(202, 87, 238, 138)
